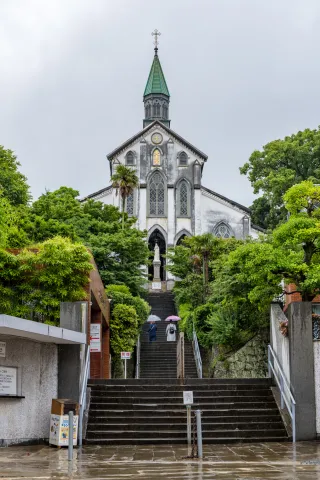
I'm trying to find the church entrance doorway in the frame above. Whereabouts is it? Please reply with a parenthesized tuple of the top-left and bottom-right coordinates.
(148, 229, 166, 281)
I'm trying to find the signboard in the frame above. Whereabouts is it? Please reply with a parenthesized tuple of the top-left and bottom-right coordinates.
(49, 414, 78, 446)
(0, 342, 6, 358)
(0, 366, 17, 395)
(152, 282, 161, 290)
(121, 352, 131, 359)
(90, 324, 101, 353)
(183, 391, 193, 405)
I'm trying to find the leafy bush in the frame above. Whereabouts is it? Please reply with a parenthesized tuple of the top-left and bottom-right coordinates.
(208, 308, 252, 349)
(0, 236, 93, 324)
(106, 285, 150, 326)
(193, 303, 216, 348)
(110, 304, 139, 354)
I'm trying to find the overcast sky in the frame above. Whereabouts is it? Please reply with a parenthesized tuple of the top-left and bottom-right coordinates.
(1, 0, 320, 207)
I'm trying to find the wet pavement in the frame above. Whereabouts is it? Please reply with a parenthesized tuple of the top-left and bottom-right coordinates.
(1, 442, 320, 479)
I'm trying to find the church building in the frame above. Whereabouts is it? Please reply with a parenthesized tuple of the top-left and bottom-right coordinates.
(85, 33, 261, 289)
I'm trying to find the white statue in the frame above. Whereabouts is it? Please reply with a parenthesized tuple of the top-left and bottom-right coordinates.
(154, 242, 160, 262)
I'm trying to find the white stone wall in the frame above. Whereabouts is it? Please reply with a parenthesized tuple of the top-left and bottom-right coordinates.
(200, 189, 249, 240)
(313, 342, 320, 435)
(270, 304, 290, 386)
(0, 336, 58, 446)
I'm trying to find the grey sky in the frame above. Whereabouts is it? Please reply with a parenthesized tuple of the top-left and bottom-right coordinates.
(1, 0, 320, 207)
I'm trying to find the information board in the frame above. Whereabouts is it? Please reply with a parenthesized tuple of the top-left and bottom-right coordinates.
(90, 324, 101, 352)
(0, 366, 17, 395)
(0, 342, 6, 358)
(183, 391, 194, 405)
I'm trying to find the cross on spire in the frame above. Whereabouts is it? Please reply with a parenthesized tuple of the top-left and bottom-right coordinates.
(151, 29, 161, 52)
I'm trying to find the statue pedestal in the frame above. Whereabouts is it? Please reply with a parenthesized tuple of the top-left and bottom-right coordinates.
(152, 260, 161, 283)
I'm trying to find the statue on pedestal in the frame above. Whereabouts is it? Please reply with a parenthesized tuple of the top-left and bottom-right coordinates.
(152, 241, 161, 283)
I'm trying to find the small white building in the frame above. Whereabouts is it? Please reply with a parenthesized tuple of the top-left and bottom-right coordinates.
(84, 43, 261, 288)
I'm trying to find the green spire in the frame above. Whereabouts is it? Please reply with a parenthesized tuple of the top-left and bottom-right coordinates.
(144, 51, 170, 97)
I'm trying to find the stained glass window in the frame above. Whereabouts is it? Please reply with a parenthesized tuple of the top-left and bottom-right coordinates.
(126, 192, 134, 216)
(180, 181, 188, 216)
(149, 172, 165, 215)
(214, 223, 232, 238)
(153, 149, 161, 166)
(179, 152, 188, 166)
(126, 151, 134, 165)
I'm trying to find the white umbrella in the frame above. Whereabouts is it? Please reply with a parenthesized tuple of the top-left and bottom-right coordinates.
(147, 315, 161, 322)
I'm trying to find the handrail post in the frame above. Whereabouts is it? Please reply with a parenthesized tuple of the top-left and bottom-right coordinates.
(280, 375, 284, 409)
(268, 345, 271, 378)
(135, 335, 140, 379)
(79, 346, 90, 446)
(292, 403, 296, 443)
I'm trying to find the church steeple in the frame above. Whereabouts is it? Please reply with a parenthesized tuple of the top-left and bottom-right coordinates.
(143, 30, 170, 128)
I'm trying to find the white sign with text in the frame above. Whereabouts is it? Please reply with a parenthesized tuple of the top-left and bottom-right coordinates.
(0, 366, 17, 395)
(90, 324, 101, 353)
(0, 342, 6, 358)
(121, 352, 131, 359)
(183, 391, 193, 405)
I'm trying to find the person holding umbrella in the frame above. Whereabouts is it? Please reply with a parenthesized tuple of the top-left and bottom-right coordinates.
(147, 315, 160, 343)
(165, 315, 180, 342)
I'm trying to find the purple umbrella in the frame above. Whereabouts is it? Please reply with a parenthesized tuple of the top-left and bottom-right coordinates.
(165, 315, 181, 322)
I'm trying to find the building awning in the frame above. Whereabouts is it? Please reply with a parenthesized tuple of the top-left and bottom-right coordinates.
(0, 315, 86, 345)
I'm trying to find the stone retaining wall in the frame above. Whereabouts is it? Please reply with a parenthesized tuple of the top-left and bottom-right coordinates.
(212, 330, 269, 378)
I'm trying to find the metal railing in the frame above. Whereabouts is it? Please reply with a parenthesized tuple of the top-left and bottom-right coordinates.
(78, 346, 90, 446)
(192, 327, 202, 379)
(135, 335, 141, 379)
(268, 344, 296, 442)
(177, 332, 185, 379)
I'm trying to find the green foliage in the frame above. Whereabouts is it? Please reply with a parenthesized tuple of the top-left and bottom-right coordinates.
(0, 237, 93, 324)
(106, 284, 150, 327)
(208, 309, 252, 349)
(0, 146, 31, 206)
(111, 165, 139, 229)
(110, 304, 139, 354)
(241, 127, 320, 229)
(30, 187, 149, 295)
(106, 284, 150, 360)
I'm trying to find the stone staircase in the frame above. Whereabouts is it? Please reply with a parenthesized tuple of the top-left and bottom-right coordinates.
(86, 378, 289, 444)
(140, 292, 198, 379)
(85, 292, 288, 445)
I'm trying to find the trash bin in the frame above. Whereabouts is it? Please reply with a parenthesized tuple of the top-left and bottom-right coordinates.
(49, 399, 79, 447)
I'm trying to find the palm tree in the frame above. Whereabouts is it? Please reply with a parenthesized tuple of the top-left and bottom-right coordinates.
(111, 165, 139, 229)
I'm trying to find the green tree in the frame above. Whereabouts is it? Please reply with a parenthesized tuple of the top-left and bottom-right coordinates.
(0, 146, 31, 206)
(111, 165, 139, 229)
(0, 237, 93, 323)
(31, 187, 149, 295)
(240, 127, 320, 228)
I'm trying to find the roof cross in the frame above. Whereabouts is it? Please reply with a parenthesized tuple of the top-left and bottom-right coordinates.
(151, 29, 161, 50)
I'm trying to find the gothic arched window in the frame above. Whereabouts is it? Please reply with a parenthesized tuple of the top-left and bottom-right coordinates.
(179, 152, 188, 166)
(126, 151, 134, 165)
(149, 172, 165, 216)
(152, 149, 161, 166)
(177, 180, 190, 217)
(214, 222, 232, 238)
(163, 104, 168, 119)
(126, 192, 134, 216)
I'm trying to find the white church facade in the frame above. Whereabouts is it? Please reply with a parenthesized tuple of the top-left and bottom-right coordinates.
(84, 35, 261, 288)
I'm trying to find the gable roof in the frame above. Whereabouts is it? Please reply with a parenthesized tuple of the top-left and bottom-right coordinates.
(201, 185, 251, 214)
(144, 53, 170, 97)
(107, 121, 208, 161)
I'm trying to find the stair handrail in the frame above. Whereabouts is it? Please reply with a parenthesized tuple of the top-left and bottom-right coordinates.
(192, 326, 202, 379)
(177, 332, 185, 379)
(135, 334, 141, 379)
(268, 344, 296, 442)
(78, 345, 90, 446)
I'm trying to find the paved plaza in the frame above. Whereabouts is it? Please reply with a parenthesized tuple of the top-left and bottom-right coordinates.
(1, 442, 320, 479)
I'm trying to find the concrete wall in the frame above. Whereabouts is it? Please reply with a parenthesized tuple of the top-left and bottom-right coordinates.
(313, 341, 320, 435)
(0, 336, 58, 446)
(270, 303, 290, 385)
